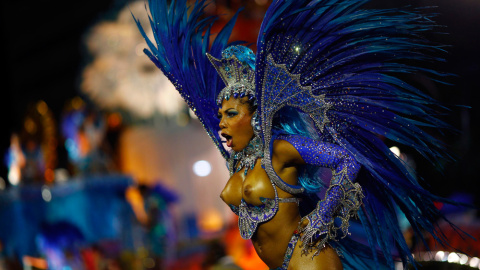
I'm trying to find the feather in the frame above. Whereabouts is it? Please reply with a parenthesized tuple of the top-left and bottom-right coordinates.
(133, 0, 242, 159)
(255, 0, 464, 268)
(135, 0, 468, 268)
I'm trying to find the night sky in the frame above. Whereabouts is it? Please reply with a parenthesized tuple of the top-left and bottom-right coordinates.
(1, 0, 479, 206)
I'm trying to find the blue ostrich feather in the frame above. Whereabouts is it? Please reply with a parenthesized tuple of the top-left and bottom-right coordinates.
(254, 0, 464, 268)
(133, 0, 242, 159)
(134, 0, 469, 269)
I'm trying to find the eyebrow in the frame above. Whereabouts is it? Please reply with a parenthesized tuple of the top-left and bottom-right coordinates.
(218, 108, 235, 113)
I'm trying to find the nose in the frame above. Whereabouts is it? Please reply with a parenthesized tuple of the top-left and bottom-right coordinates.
(219, 116, 226, 129)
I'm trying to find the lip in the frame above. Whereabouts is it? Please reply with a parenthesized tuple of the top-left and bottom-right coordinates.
(221, 133, 233, 148)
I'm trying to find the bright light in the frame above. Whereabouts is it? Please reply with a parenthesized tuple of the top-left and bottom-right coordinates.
(470, 257, 480, 267)
(435, 251, 445, 262)
(447, 252, 460, 263)
(55, 168, 69, 183)
(416, 251, 475, 266)
(80, 1, 187, 120)
(8, 168, 20, 186)
(198, 209, 223, 232)
(188, 108, 198, 119)
(389, 146, 400, 157)
(193, 160, 212, 177)
(41, 186, 52, 202)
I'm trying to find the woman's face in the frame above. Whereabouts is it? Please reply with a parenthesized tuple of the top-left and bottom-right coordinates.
(218, 97, 254, 152)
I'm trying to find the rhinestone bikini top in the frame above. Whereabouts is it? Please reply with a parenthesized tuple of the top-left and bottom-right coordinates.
(226, 133, 361, 240)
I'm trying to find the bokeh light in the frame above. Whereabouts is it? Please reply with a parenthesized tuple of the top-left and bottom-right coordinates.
(193, 160, 212, 177)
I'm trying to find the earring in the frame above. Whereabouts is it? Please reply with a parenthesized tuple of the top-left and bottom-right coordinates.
(251, 111, 261, 137)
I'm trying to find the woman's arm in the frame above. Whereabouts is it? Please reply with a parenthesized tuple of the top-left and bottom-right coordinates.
(273, 135, 363, 257)
(273, 135, 360, 182)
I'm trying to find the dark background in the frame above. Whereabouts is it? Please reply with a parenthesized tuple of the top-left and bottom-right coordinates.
(0, 0, 479, 206)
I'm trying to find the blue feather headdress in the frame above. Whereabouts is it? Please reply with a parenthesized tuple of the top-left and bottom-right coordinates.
(133, 0, 243, 159)
(134, 0, 467, 269)
(253, 1, 462, 268)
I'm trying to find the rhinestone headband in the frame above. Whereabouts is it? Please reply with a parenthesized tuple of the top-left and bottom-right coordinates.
(206, 46, 256, 105)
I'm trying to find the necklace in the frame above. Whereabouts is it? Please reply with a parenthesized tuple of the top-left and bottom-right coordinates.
(228, 135, 264, 176)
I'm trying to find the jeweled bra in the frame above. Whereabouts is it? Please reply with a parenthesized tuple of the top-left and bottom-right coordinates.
(224, 123, 289, 240)
(229, 197, 300, 239)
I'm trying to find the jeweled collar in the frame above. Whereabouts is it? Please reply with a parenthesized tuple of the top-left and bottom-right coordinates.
(227, 135, 264, 176)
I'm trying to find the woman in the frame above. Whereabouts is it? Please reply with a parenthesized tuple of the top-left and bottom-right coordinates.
(134, 0, 459, 268)
(217, 93, 351, 269)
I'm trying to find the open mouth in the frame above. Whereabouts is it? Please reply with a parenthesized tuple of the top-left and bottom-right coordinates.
(221, 133, 233, 147)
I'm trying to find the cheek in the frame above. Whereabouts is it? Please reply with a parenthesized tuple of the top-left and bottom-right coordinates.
(238, 117, 253, 137)
(239, 116, 251, 127)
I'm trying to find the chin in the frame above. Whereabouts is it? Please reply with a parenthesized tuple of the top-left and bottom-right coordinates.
(232, 144, 247, 152)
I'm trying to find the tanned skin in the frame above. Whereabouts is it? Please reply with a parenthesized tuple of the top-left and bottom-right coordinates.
(218, 97, 343, 270)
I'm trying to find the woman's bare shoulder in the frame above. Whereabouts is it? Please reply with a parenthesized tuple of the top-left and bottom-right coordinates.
(272, 138, 303, 166)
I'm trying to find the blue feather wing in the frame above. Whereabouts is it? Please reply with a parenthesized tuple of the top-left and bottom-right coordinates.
(133, 0, 241, 159)
(256, 0, 455, 268)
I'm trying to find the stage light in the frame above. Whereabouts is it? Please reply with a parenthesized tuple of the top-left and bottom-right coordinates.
(447, 252, 460, 263)
(389, 146, 400, 157)
(470, 257, 480, 268)
(55, 168, 69, 182)
(8, 168, 20, 186)
(193, 160, 211, 177)
(41, 186, 52, 202)
(416, 251, 477, 267)
(435, 251, 445, 261)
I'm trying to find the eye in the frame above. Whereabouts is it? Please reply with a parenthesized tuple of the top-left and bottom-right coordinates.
(227, 111, 238, 117)
(217, 113, 222, 119)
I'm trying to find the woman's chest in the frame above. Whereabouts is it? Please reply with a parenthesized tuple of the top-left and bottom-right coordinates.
(220, 159, 276, 207)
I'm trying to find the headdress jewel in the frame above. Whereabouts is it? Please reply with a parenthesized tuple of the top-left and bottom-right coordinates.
(206, 46, 256, 106)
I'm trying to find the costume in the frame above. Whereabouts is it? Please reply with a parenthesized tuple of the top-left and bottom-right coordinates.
(134, 0, 459, 269)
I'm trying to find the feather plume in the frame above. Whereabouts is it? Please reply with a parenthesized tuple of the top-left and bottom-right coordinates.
(133, 0, 242, 158)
